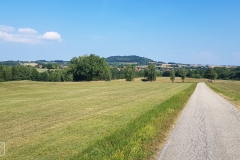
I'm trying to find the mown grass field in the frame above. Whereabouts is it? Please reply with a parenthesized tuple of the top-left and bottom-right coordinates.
(0, 77, 198, 159)
(206, 80, 240, 109)
(36, 68, 56, 72)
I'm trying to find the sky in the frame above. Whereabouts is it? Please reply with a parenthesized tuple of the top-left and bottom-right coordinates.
(0, 0, 240, 65)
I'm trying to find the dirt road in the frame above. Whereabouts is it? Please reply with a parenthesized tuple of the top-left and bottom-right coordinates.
(158, 82, 240, 160)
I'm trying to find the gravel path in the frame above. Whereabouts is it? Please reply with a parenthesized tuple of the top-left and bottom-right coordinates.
(158, 82, 240, 160)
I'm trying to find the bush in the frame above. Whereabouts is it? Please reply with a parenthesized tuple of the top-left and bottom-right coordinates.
(190, 74, 202, 79)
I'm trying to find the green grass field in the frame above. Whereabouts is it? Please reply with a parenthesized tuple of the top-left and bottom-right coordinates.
(206, 80, 240, 109)
(0, 77, 197, 159)
(36, 68, 56, 72)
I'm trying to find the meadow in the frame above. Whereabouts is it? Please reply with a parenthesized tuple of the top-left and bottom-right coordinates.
(206, 80, 240, 109)
(0, 77, 198, 159)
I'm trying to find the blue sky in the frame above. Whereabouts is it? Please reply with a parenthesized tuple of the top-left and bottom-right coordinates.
(0, 0, 240, 65)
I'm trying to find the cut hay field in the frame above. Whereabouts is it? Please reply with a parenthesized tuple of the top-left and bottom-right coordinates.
(0, 78, 196, 159)
(206, 80, 240, 109)
(36, 68, 56, 72)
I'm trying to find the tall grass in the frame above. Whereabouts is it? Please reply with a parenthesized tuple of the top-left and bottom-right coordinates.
(72, 83, 197, 160)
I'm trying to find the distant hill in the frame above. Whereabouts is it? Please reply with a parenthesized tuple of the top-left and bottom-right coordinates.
(106, 55, 155, 65)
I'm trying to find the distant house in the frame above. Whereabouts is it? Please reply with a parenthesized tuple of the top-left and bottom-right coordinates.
(38, 65, 42, 68)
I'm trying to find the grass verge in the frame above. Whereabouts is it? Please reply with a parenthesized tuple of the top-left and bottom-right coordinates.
(206, 80, 240, 109)
(72, 83, 197, 160)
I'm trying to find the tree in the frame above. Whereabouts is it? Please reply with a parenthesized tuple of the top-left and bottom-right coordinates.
(46, 63, 54, 69)
(143, 63, 157, 81)
(170, 69, 175, 83)
(31, 68, 40, 81)
(135, 70, 144, 78)
(110, 67, 119, 80)
(213, 67, 230, 80)
(2, 66, 12, 81)
(12, 66, 31, 80)
(179, 68, 187, 83)
(41, 71, 50, 81)
(50, 71, 61, 82)
(69, 54, 111, 81)
(0, 65, 4, 81)
(204, 69, 218, 82)
(213, 71, 218, 81)
(156, 70, 162, 77)
(124, 64, 135, 81)
(144, 67, 149, 78)
(162, 70, 170, 77)
(190, 74, 202, 79)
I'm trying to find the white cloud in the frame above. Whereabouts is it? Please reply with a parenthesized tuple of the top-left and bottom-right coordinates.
(18, 28, 37, 34)
(0, 25, 62, 44)
(0, 25, 15, 32)
(42, 32, 62, 41)
(0, 31, 40, 43)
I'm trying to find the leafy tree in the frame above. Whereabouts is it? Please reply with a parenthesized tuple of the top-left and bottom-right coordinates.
(124, 64, 135, 81)
(110, 67, 127, 80)
(118, 69, 125, 79)
(232, 71, 240, 80)
(2, 66, 12, 81)
(204, 69, 218, 82)
(69, 54, 111, 81)
(213, 67, 230, 80)
(12, 66, 21, 80)
(31, 68, 40, 81)
(64, 73, 73, 81)
(156, 70, 162, 77)
(190, 74, 202, 79)
(170, 69, 175, 83)
(135, 70, 144, 78)
(144, 63, 157, 81)
(144, 67, 149, 78)
(186, 70, 194, 77)
(11, 66, 32, 80)
(179, 68, 187, 83)
(46, 63, 54, 69)
(162, 70, 170, 77)
(40, 72, 50, 81)
(0, 65, 4, 81)
(51, 70, 62, 82)
(110, 67, 119, 80)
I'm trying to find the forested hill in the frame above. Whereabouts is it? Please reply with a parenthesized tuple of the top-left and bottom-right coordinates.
(105, 55, 155, 65)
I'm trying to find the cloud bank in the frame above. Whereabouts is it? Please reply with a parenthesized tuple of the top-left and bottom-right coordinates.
(0, 25, 62, 44)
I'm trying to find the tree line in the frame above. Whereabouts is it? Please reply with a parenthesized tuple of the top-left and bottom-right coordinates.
(167, 67, 240, 82)
(1, 54, 240, 82)
(0, 65, 73, 82)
